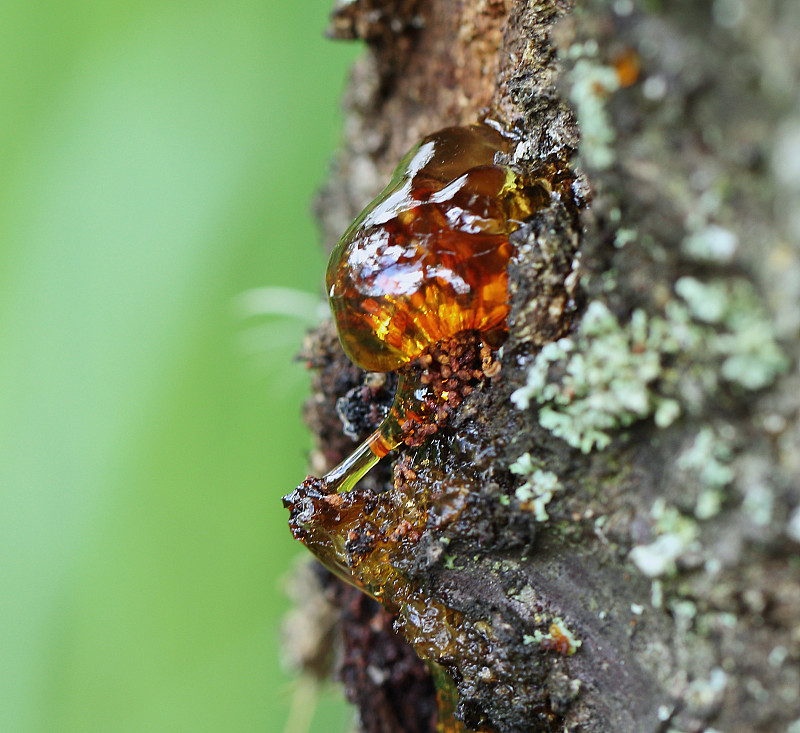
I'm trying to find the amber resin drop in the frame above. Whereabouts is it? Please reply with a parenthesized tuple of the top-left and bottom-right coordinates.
(327, 123, 548, 373)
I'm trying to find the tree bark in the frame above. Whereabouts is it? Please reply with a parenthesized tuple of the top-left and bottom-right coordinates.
(288, 1, 800, 731)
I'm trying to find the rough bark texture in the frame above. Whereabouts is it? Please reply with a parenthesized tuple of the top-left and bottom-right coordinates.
(288, 1, 800, 731)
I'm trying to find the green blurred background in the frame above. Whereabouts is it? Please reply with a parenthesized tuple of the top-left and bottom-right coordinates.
(0, 1, 359, 731)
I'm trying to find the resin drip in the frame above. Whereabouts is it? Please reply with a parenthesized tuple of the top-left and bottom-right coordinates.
(283, 458, 564, 733)
(284, 461, 490, 732)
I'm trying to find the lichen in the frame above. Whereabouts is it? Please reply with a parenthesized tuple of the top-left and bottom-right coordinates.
(628, 425, 741, 573)
(788, 506, 800, 543)
(509, 452, 564, 521)
(566, 51, 621, 169)
(651, 579, 664, 608)
(681, 223, 739, 263)
(741, 472, 775, 528)
(628, 498, 699, 578)
(677, 427, 734, 519)
(511, 277, 787, 453)
(614, 226, 638, 249)
(674, 276, 790, 391)
(510, 300, 680, 452)
(684, 667, 728, 716)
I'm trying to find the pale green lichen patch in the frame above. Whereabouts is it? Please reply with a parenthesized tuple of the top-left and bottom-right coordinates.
(511, 300, 681, 452)
(682, 223, 739, 263)
(677, 427, 735, 519)
(675, 276, 789, 390)
(680, 183, 739, 264)
(511, 277, 787, 453)
(741, 474, 775, 528)
(614, 226, 638, 248)
(629, 427, 748, 575)
(669, 598, 698, 632)
(628, 498, 699, 578)
(566, 53, 621, 169)
(787, 507, 800, 543)
(509, 452, 564, 521)
(684, 668, 729, 716)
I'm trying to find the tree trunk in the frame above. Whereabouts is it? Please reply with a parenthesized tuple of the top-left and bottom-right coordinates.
(286, 1, 800, 731)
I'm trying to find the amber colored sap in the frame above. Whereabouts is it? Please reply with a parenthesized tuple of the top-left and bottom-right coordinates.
(326, 124, 547, 373)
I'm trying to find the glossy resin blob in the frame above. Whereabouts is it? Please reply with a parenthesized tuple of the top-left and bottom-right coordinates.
(327, 123, 548, 373)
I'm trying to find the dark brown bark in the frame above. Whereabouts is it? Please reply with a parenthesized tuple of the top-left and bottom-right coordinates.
(287, 1, 800, 731)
